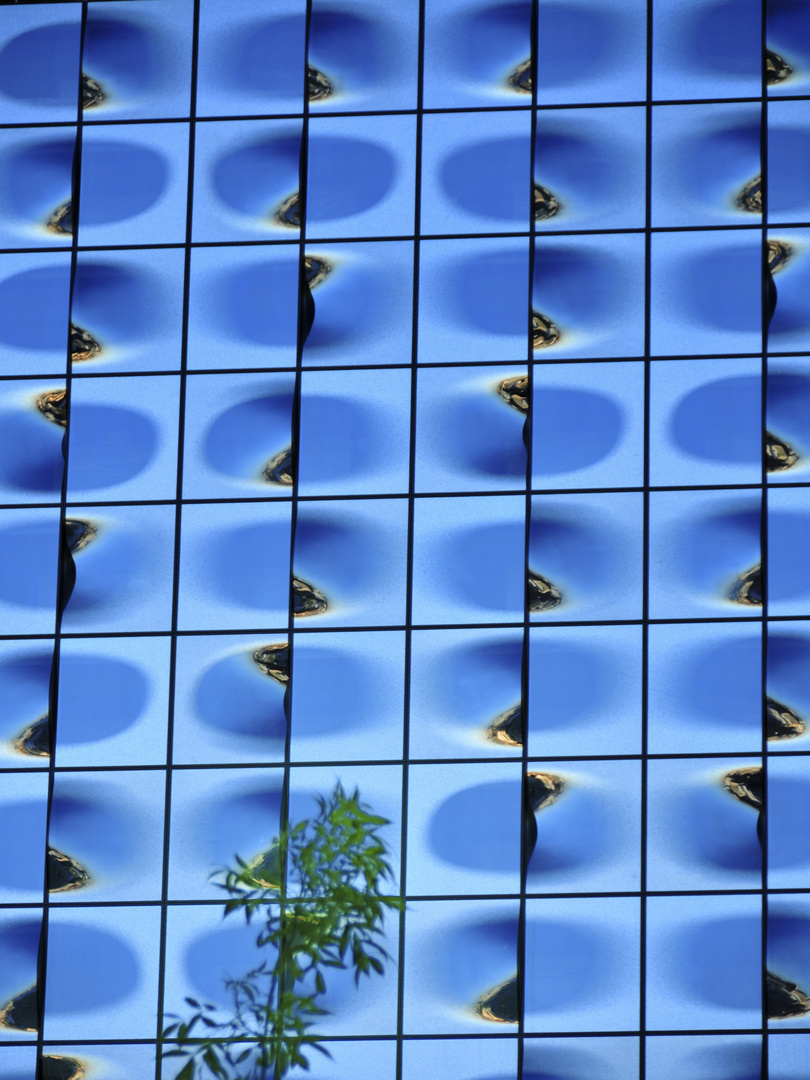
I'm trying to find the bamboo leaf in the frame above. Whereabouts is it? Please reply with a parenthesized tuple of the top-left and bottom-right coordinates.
(175, 1059, 195, 1080)
(165, 781, 397, 1080)
(203, 1048, 226, 1078)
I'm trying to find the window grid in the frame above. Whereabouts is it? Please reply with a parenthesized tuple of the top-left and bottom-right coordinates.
(0, 1, 808, 1078)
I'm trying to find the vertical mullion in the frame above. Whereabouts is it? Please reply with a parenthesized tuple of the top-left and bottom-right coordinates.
(519, 1, 539, 1075)
(37, 6, 87, 1072)
(760, 0, 769, 1070)
(153, 1, 201, 1075)
(640, 0, 654, 1074)
(272, 14, 315, 1072)
(395, 5, 426, 1077)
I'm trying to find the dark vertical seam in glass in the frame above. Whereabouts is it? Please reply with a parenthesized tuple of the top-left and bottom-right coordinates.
(278, 9, 314, 1070)
(395, 2, 426, 1077)
(641, 0, 654, 1069)
(36, 8, 87, 1076)
(519, 2, 540, 1075)
(154, 2, 201, 1074)
(760, 0, 769, 1073)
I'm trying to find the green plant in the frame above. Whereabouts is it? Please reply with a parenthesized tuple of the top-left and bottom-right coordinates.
(162, 784, 402, 1080)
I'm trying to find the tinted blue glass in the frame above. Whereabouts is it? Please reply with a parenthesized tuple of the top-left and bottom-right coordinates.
(3, 0, 804, 1071)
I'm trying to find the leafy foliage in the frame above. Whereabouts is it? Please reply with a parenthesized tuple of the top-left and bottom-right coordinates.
(162, 784, 402, 1080)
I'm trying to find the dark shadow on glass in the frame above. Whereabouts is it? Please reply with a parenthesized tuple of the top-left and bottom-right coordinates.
(0, 398, 63, 494)
(83, 17, 157, 99)
(0, 24, 81, 107)
(204, 394, 293, 481)
(0, 266, 72, 352)
(534, 388, 623, 474)
(3, 139, 74, 224)
(79, 141, 168, 226)
(195, 651, 287, 740)
(429, 780, 521, 872)
(670, 376, 760, 465)
(683, 0, 760, 76)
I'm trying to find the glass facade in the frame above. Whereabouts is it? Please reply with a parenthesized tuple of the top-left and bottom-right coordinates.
(0, 1, 808, 1079)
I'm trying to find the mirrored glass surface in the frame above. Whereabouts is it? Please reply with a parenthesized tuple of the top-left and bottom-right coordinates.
(177, 501, 291, 632)
(78, 122, 190, 247)
(196, 0, 307, 118)
(54, 635, 171, 768)
(412, 495, 525, 626)
(298, 367, 411, 495)
(0, 379, 64, 504)
(83, 0, 195, 121)
(524, 1037, 639, 1080)
(416, 365, 527, 494)
(0, 253, 71, 376)
(48, 770, 165, 903)
(647, 622, 762, 755)
(769, 487, 810, 617)
(407, 761, 522, 897)
(767, 228, 810, 356)
(767, 620, 810, 753)
(0, 773, 48, 904)
(526, 759, 641, 894)
(765, 364, 803, 492)
(420, 109, 532, 237)
(418, 236, 531, 363)
(306, 114, 417, 241)
(422, 0, 530, 110)
(0, 640, 52, 770)
(768, 1, 810, 97)
(528, 624, 642, 757)
(0, 508, 60, 636)
(302, 240, 415, 368)
(652, 0, 762, 101)
(646, 894, 761, 1031)
(523, 897, 640, 1032)
(308, 0, 420, 114)
(646, 756, 762, 892)
(182, 372, 294, 499)
(532, 232, 646, 360)
(648, 490, 761, 620)
(187, 244, 299, 371)
(532, 361, 645, 490)
(0, 128, 76, 251)
(768, 896, 810, 1031)
(409, 627, 523, 761)
(72, 247, 186, 374)
(293, 498, 409, 628)
(402, 899, 519, 1035)
(650, 357, 762, 487)
(61, 504, 176, 633)
(0, 0, 796, 1069)
(66, 375, 180, 501)
(41, 907, 161, 1041)
(192, 118, 303, 243)
(530, 492, 644, 623)
(650, 230, 762, 357)
(651, 103, 761, 228)
(289, 629, 406, 762)
(645, 1034, 761, 1080)
(0, 5, 81, 125)
(0, 912, 41, 1043)
(172, 633, 287, 766)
